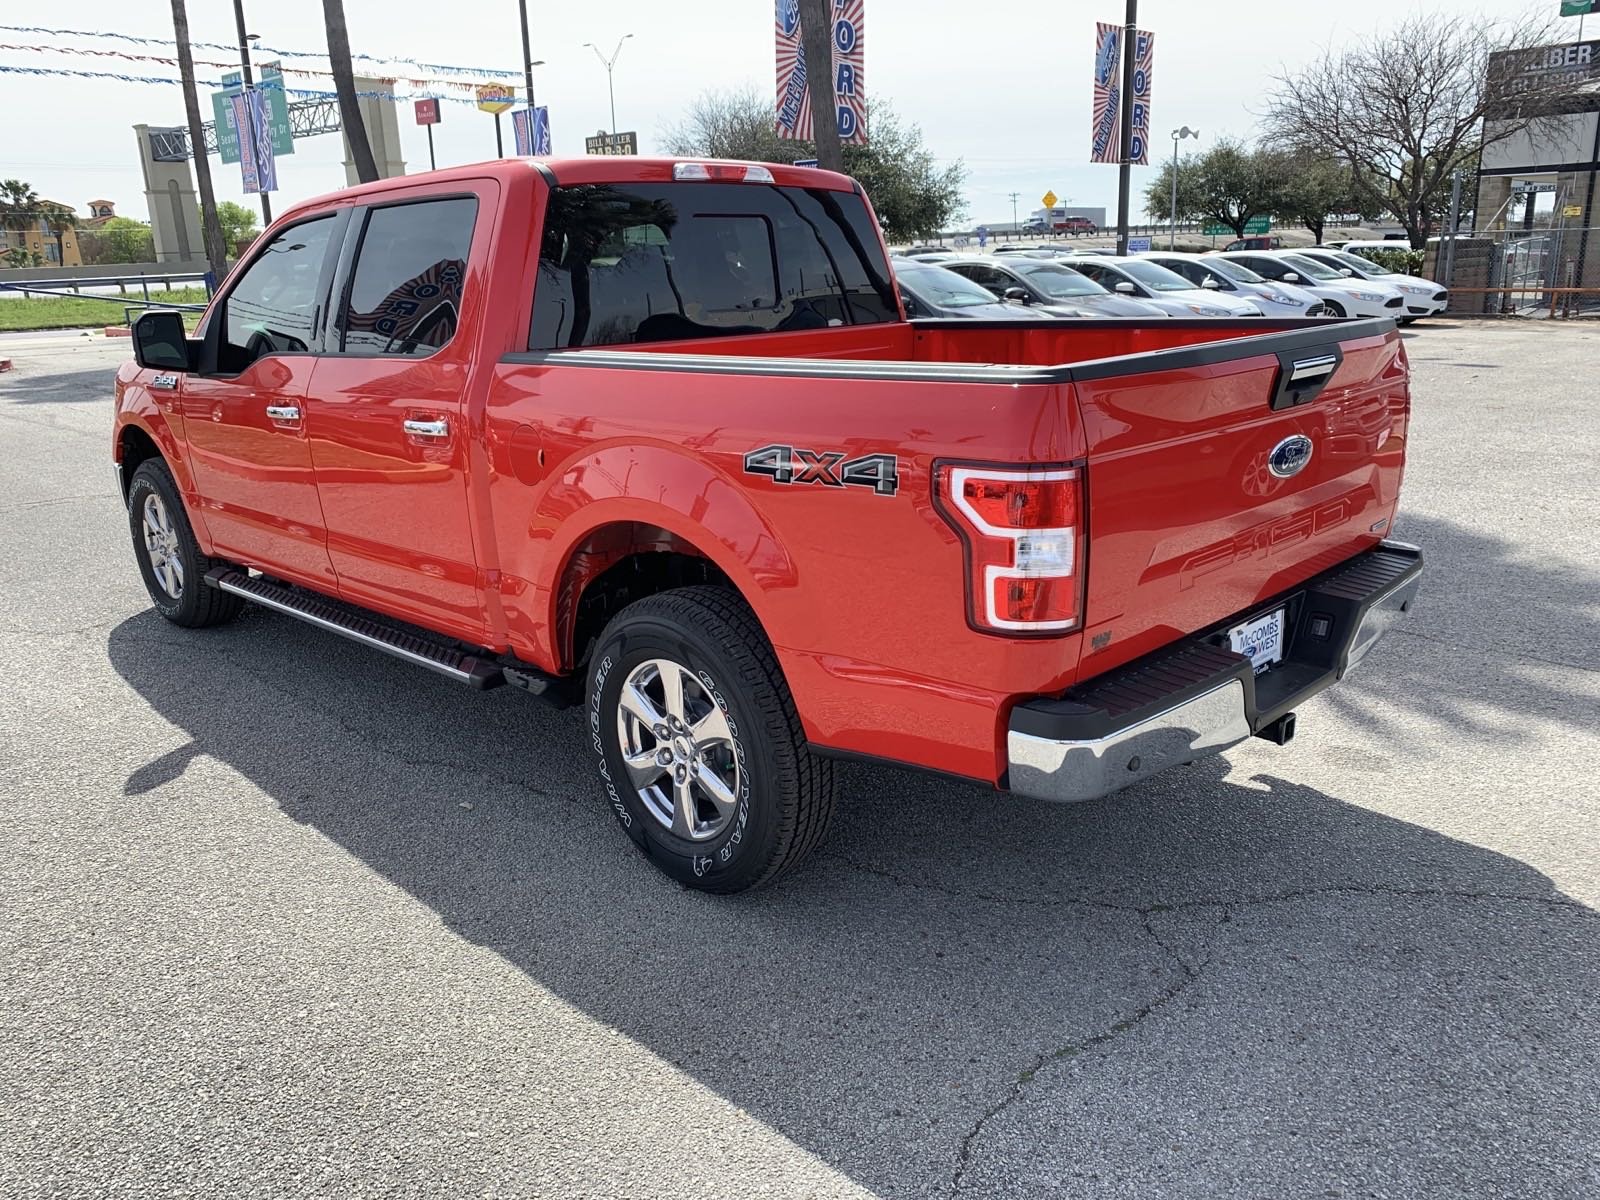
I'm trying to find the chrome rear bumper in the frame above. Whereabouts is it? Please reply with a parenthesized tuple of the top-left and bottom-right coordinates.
(1006, 541, 1423, 804)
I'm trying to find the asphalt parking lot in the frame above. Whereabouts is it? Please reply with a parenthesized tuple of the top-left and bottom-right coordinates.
(2, 320, 1598, 1199)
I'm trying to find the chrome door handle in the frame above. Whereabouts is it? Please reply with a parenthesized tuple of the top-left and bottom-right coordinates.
(404, 418, 449, 438)
(265, 405, 301, 421)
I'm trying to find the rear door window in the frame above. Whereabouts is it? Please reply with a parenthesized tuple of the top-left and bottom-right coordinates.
(339, 197, 478, 356)
(530, 181, 898, 349)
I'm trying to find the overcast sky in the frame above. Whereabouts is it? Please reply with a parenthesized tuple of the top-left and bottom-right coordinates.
(0, 0, 1559, 228)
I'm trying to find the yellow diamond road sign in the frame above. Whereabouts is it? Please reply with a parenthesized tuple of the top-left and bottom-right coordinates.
(1041, 190, 1059, 209)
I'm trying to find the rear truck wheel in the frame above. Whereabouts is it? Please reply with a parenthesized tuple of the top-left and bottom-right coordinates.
(126, 459, 244, 628)
(586, 586, 836, 894)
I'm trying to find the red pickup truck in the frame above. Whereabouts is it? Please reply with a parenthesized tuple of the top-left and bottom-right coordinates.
(114, 157, 1421, 892)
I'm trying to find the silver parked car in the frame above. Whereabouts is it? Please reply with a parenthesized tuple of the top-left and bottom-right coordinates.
(1066, 257, 1264, 317)
(1139, 251, 1328, 317)
(942, 256, 1170, 318)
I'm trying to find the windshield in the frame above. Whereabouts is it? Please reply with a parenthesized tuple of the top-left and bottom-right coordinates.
(1328, 249, 1397, 276)
(1112, 259, 1198, 291)
(898, 265, 1002, 308)
(1279, 253, 1343, 282)
(1205, 257, 1264, 284)
(1014, 263, 1105, 297)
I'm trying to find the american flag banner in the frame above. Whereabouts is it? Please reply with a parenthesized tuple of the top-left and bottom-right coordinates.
(776, 0, 867, 145)
(1089, 22, 1121, 164)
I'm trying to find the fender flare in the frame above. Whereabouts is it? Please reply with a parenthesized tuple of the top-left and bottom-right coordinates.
(533, 442, 798, 664)
(114, 399, 214, 552)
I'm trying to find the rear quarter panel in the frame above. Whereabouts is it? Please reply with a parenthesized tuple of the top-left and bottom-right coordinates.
(484, 357, 1087, 782)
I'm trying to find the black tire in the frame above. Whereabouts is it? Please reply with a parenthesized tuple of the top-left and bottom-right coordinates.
(586, 586, 836, 893)
(126, 458, 244, 628)
(1322, 299, 1347, 318)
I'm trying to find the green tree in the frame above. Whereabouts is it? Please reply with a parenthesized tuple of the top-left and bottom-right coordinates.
(0, 178, 42, 250)
(1143, 139, 1285, 238)
(1269, 153, 1378, 243)
(213, 201, 260, 254)
(663, 87, 966, 242)
(88, 217, 156, 265)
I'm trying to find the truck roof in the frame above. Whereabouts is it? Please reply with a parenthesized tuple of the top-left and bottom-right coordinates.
(279, 156, 860, 225)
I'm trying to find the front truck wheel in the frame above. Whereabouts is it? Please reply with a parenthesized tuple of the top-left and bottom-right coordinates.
(126, 459, 244, 628)
(586, 586, 836, 893)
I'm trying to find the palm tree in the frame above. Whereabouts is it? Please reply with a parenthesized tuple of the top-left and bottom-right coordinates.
(1, 179, 41, 255)
(36, 201, 76, 266)
(171, 0, 229, 277)
(323, 0, 379, 183)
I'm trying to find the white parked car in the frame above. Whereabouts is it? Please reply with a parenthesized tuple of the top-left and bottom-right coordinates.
(1296, 247, 1448, 321)
(1066, 256, 1264, 317)
(1139, 251, 1329, 318)
(1217, 251, 1406, 320)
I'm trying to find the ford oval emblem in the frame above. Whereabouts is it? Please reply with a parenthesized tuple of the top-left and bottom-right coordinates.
(778, 0, 800, 37)
(1268, 434, 1314, 479)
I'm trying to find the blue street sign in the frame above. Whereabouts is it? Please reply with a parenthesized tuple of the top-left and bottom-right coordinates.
(1127, 236, 1152, 252)
(794, 158, 819, 168)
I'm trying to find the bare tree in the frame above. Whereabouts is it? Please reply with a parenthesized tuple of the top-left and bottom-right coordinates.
(797, 0, 843, 172)
(1264, 10, 1580, 247)
(323, 0, 379, 183)
(170, 0, 229, 277)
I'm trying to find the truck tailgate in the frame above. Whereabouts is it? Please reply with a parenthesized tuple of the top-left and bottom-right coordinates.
(1072, 320, 1409, 674)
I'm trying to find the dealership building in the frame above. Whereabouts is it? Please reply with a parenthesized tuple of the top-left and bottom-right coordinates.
(1468, 37, 1600, 303)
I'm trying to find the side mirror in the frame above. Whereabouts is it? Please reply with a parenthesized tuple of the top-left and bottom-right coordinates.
(1003, 286, 1031, 304)
(1201, 277, 1221, 289)
(1339, 268, 1354, 276)
(1114, 281, 1136, 295)
(1281, 273, 1300, 283)
(132, 310, 192, 372)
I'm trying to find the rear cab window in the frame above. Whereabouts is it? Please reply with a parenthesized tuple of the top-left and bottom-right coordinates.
(529, 181, 898, 349)
(338, 196, 478, 357)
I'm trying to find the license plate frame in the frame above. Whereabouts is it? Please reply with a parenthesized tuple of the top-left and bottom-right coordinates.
(1228, 607, 1286, 675)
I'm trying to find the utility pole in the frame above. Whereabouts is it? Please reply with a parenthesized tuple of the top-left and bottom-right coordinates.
(1114, 0, 1137, 255)
(518, 0, 537, 121)
(798, 0, 843, 172)
(231, 0, 270, 225)
(171, 0, 228, 280)
(1009, 191, 1020, 234)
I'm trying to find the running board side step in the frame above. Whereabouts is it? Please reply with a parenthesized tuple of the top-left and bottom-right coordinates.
(205, 567, 507, 690)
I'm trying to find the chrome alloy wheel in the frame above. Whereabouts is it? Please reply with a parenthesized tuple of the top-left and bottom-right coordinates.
(141, 492, 184, 599)
(615, 657, 741, 841)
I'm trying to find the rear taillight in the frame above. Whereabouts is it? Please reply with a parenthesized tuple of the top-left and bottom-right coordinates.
(934, 464, 1085, 635)
(673, 162, 776, 183)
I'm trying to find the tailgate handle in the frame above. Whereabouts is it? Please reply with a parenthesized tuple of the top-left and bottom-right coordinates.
(1289, 355, 1338, 381)
(1271, 344, 1345, 411)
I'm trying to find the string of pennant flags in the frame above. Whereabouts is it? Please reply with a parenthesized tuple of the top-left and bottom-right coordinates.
(0, 62, 507, 105)
(0, 23, 521, 79)
(0, 40, 495, 93)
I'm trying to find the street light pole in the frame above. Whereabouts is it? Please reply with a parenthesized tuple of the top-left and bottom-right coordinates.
(232, 0, 270, 225)
(1169, 126, 1198, 249)
(584, 34, 633, 138)
(517, 0, 537, 116)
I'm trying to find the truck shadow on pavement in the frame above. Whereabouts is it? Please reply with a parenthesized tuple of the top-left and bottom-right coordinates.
(107, 549, 1600, 1198)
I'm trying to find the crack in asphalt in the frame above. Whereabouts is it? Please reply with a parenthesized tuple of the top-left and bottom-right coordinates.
(829, 852, 1593, 1196)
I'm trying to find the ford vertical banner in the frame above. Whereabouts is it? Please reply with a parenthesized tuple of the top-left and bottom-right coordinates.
(230, 92, 259, 194)
(1130, 29, 1154, 165)
(1091, 22, 1154, 165)
(776, 0, 867, 144)
(1090, 22, 1121, 163)
(512, 107, 553, 155)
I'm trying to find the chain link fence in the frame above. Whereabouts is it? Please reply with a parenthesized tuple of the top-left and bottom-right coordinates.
(1427, 223, 1600, 318)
